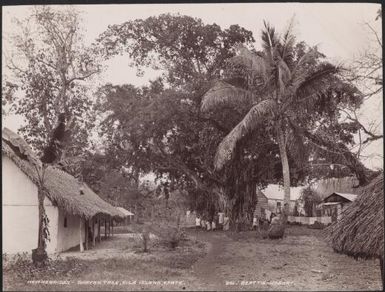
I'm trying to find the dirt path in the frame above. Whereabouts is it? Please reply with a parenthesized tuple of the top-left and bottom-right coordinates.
(38, 227, 382, 291)
(185, 228, 382, 291)
(190, 231, 232, 289)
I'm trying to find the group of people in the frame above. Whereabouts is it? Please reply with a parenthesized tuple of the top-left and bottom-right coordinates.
(192, 204, 288, 232)
(252, 207, 274, 230)
(195, 212, 230, 231)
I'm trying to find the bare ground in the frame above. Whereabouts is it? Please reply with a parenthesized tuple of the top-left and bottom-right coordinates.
(188, 227, 382, 291)
(3, 226, 383, 291)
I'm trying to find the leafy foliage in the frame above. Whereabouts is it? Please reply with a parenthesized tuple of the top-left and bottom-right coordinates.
(299, 187, 322, 217)
(97, 13, 254, 85)
(201, 19, 370, 218)
(95, 15, 282, 224)
(4, 6, 100, 156)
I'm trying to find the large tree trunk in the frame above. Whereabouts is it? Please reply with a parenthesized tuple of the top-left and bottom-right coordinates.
(276, 125, 290, 221)
(225, 148, 257, 231)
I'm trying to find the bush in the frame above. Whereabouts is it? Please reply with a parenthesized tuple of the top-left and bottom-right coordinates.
(154, 224, 186, 250)
(141, 230, 150, 252)
(268, 223, 285, 239)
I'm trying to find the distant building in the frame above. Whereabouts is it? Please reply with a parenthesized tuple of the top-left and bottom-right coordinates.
(260, 184, 306, 215)
(317, 192, 358, 222)
(255, 189, 269, 218)
(312, 177, 359, 199)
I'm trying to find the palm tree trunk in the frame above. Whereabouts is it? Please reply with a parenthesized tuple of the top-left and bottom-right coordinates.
(37, 189, 45, 250)
(276, 125, 290, 220)
(32, 186, 48, 265)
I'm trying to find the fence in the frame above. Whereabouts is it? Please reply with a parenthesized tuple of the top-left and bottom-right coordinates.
(287, 216, 332, 225)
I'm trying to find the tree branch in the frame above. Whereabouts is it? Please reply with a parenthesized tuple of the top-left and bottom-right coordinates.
(66, 70, 100, 84)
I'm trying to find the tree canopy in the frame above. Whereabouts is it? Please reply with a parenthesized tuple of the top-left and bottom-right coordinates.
(4, 10, 380, 227)
(4, 6, 100, 156)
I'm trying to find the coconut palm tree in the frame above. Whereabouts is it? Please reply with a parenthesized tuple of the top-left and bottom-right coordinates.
(201, 21, 363, 219)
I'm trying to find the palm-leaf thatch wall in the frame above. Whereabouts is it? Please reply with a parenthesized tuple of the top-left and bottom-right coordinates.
(2, 128, 124, 221)
(325, 173, 384, 260)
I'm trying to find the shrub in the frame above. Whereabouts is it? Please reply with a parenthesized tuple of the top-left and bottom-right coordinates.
(268, 223, 285, 239)
(141, 230, 150, 252)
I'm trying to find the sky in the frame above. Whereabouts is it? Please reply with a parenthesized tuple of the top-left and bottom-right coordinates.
(2, 3, 383, 169)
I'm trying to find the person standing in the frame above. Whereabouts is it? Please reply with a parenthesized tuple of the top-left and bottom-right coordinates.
(195, 215, 201, 230)
(252, 215, 258, 230)
(223, 215, 230, 231)
(218, 211, 224, 230)
(206, 220, 211, 231)
(201, 214, 206, 229)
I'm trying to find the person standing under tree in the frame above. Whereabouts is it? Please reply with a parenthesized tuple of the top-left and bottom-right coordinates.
(195, 215, 201, 230)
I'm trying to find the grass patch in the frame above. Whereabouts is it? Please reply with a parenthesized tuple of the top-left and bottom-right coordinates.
(3, 235, 206, 291)
(3, 253, 87, 290)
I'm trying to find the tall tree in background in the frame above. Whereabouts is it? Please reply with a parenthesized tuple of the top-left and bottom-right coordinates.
(339, 9, 383, 164)
(3, 6, 100, 156)
(3, 6, 100, 264)
(97, 13, 254, 87)
(96, 15, 278, 225)
(96, 15, 370, 226)
(201, 20, 366, 220)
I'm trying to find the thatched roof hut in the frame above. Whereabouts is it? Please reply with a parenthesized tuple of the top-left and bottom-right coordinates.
(116, 207, 134, 217)
(313, 176, 360, 199)
(325, 173, 384, 260)
(2, 128, 124, 221)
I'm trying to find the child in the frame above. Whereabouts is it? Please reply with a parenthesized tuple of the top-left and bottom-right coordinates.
(195, 216, 201, 230)
(206, 220, 211, 231)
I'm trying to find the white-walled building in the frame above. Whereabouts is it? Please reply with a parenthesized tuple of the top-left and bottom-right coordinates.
(2, 128, 124, 254)
(261, 184, 306, 215)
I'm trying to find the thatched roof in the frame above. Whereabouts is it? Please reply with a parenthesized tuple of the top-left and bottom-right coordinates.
(322, 192, 358, 203)
(325, 173, 384, 259)
(262, 184, 305, 201)
(116, 207, 134, 217)
(2, 128, 125, 221)
(313, 176, 360, 199)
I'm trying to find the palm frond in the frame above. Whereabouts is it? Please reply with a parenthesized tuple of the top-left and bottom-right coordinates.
(201, 81, 255, 112)
(293, 48, 319, 73)
(291, 63, 339, 100)
(229, 44, 268, 80)
(262, 21, 278, 58)
(214, 99, 277, 169)
(280, 16, 296, 62)
(277, 58, 292, 93)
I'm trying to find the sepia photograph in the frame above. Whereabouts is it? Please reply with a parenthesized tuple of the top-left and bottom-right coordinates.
(2, 2, 383, 291)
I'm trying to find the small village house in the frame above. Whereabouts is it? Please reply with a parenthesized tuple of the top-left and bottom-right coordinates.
(254, 189, 269, 218)
(312, 176, 359, 199)
(261, 184, 306, 215)
(317, 192, 358, 222)
(2, 128, 125, 254)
